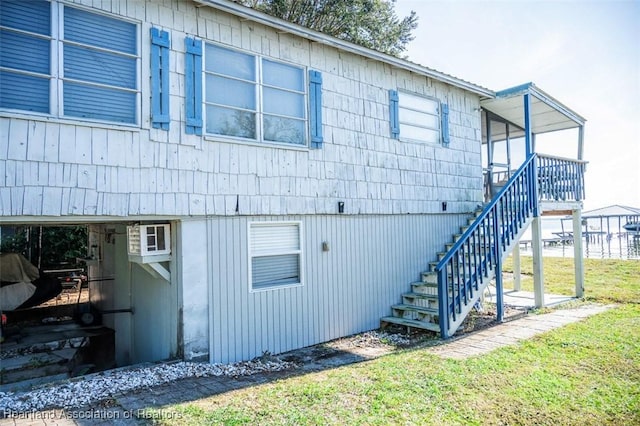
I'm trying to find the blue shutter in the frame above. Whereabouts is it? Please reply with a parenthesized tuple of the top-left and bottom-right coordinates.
(308, 70, 323, 148)
(389, 89, 399, 139)
(441, 102, 450, 147)
(151, 28, 170, 130)
(185, 37, 203, 135)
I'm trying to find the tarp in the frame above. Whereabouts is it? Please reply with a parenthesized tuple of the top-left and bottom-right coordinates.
(0, 253, 61, 311)
(0, 253, 40, 283)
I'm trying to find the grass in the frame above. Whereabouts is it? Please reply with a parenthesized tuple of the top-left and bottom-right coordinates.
(502, 257, 640, 303)
(152, 258, 639, 425)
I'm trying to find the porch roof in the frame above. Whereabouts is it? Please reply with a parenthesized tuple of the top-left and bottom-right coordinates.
(582, 205, 640, 218)
(480, 82, 586, 138)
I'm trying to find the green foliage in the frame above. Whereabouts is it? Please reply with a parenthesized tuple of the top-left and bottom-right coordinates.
(0, 226, 87, 268)
(237, 0, 418, 56)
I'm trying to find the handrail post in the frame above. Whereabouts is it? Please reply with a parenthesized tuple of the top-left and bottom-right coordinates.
(437, 267, 449, 338)
(493, 201, 504, 322)
(531, 154, 539, 217)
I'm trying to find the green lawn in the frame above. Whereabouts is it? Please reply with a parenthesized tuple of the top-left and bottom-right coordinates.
(502, 257, 640, 304)
(153, 258, 640, 425)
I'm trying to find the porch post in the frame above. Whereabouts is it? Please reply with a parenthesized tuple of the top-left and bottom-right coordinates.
(486, 111, 493, 198)
(578, 126, 585, 160)
(532, 216, 545, 308)
(572, 209, 585, 297)
(524, 93, 533, 157)
(512, 242, 521, 291)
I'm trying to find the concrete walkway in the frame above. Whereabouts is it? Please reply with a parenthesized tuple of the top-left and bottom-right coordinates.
(428, 304, 613, 359)
(1, 303, 614, 426)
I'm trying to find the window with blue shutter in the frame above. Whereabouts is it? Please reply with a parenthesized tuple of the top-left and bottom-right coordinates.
(441, 103, 450, 146)
(185, 37, 203, 135)
(394, 90, 445, 145)
(0, 0, 51, 113)
(389, 89, 400, 139)
(309, 70, 323, 148)
(0, 1, 139, 124)
(151, 28, 170, 130)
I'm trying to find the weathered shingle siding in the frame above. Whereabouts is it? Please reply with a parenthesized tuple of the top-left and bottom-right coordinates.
(0, 0, 483, 218)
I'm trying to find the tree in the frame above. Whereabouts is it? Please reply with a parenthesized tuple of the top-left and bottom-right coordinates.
(0, 225, 87, 269)
(236, 0, 418, 56)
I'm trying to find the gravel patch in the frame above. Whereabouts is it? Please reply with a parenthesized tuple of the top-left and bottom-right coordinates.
(0, 358, 296, 414)
(327, 330, 414, 349)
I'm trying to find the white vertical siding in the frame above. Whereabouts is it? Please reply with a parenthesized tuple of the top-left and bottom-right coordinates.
(179, 220, 210, 360)
(203, 213, 465, 363)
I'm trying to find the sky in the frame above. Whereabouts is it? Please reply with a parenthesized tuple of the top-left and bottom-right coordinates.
(394, 0, 640, 211)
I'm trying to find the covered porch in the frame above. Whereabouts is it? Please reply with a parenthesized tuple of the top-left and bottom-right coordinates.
(480, 82, 587, 309)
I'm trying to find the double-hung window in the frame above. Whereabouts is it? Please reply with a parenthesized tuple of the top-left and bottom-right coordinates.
(204, 44, 307, 146)
(0, 0, 139, 124)
(249, 222, 303, 291)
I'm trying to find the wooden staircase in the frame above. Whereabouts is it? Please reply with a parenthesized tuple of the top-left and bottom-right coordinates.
(380, 209, 485, 333)
(381, 155, 539, 337)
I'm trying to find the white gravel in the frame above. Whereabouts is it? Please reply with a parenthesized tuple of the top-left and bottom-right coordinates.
(0, 358, 296, 413)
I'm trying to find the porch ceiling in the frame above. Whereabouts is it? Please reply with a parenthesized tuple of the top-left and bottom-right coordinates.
(481, 82, 586, 138)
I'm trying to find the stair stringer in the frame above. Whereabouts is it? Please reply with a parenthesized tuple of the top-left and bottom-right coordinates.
(444, 214, 534, 336)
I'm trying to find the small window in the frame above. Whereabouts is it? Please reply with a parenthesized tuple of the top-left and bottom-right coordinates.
(398, 91, 441, 144)
(249, 222, 303, 291)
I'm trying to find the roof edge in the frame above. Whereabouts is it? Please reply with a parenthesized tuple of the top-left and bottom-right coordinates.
(494, 82, 586, 126)
(193, 0, 495, 97)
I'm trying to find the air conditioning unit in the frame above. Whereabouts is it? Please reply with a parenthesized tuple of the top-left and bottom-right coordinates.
(127, 224, 171, 257)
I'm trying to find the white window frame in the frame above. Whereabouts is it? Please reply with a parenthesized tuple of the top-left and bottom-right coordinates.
(204, 42, 309, 147)
(0, 1, 141, 126)
(248, 221, 304, 292)
(398, 90, 441, 144)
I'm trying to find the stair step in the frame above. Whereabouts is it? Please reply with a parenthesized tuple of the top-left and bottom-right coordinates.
(392, 303, 438, 315)
(421, 271, 438, 283)
(402, 291, 440, 301)
(1, 348, 78, 372)
(380, 316, 440, 333)
(411, 281, 438, 294)
(0, 372, 71, 393)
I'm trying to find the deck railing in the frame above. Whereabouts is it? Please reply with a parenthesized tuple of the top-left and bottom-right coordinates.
(537, 154, 587, 202)
(436, 154, 538, 338)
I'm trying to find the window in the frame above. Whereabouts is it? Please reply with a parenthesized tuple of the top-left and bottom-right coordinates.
(398, 91, 441, 143)
(249, 222, 303, 291)
(204, 44, 307, 146)
(389, 90, 449, 145)
(0, 0, 139, 124)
